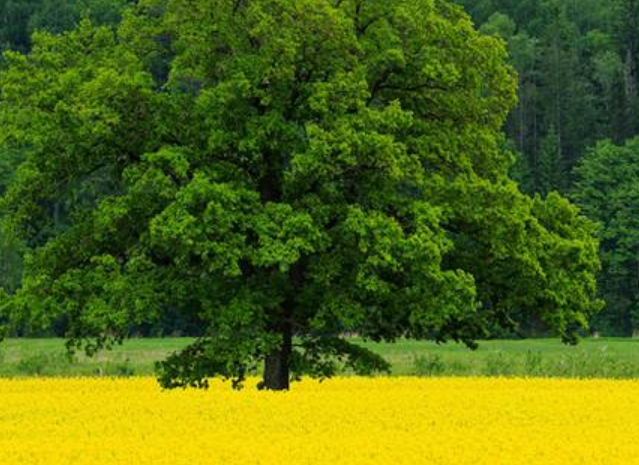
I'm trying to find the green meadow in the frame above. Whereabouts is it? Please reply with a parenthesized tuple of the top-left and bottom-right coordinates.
(2, 338, 638, 379)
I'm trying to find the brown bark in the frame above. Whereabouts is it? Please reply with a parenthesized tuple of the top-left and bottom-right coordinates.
(262, 316, 292, 391)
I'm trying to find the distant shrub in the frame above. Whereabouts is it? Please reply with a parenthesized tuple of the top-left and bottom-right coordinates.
(97, 358, 135, 377)
(484, 351, 516, 376)
(413, 354, 446, 377)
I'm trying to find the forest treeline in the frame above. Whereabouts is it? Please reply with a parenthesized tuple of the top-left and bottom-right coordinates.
(456, 0, 638, 191)
(456, 0, 639, 335)
(0, 0, 636, 337)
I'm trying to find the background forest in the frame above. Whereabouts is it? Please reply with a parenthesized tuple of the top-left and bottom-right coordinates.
(458, 0, 639, 336)
(0, 0, 637, 336)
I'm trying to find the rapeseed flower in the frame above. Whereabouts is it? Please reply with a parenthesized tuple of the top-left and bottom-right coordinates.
(0, 377, 636, 464)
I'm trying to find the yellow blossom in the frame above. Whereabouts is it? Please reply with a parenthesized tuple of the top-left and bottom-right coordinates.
(0, 377, 637, 464)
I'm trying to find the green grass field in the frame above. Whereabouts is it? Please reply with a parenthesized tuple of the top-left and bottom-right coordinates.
(2, 337, 639, 379)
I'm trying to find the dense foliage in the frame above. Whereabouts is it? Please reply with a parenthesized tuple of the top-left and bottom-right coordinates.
(0, 0, 600, 389)
(574, 137, 639, 335)
(0, 1, 622, 336)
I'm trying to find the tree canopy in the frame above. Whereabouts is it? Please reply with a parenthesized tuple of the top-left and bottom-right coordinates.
(0, 0, 601, 390)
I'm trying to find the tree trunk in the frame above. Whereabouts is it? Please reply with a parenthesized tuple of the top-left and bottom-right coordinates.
(263, 347, 290, 390)
(262, 322, 292, 390)
(261, 262, 303, 390)
(261, 298, 293, 390)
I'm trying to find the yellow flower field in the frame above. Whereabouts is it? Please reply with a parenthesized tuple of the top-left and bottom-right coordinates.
(0, 377, 637, 464)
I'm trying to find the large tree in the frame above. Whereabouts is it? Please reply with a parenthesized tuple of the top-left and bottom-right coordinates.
(0, 0, 600, 390)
